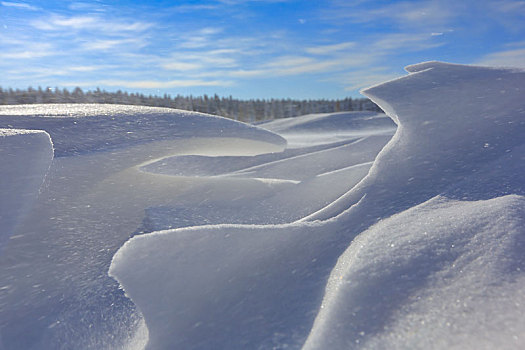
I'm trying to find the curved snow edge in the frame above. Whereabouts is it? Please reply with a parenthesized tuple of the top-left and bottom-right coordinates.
(0, 129, 54, 253)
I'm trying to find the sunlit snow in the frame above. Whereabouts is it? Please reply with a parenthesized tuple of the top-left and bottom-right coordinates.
(1, 62, 524, 350)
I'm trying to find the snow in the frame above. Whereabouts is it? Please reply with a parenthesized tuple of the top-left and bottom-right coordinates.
(303, 194, 525, 350)
(0, 105, 287, 349)
(1, 61, 524, 349)
(0, 104, 286, 157)
(0, 129, 53, 253)
(110, 61, 525, 349)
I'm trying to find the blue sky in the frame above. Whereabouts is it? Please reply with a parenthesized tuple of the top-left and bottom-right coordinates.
(1, 0, 524, 99)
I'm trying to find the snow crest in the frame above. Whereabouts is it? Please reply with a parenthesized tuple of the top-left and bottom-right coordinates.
(0, 104, 286, 157)
(110, 62, 525, 349)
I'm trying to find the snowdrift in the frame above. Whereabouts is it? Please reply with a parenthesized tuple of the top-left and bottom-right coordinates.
(0, 61, 523, 350)
(110, 62, 525, 349)
(0, 105, 288, 349)
(0, 129, 53, 253)
(0, 104, 285, 157)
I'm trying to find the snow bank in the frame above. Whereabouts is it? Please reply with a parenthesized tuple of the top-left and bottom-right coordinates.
(0, 104, 285, 156)
(304, 194, 525, 350)
(0, 105, 288, 349)
(303, 61, 525, 222)
(110, 61, 525, 349)
(0, 129, 53, 253)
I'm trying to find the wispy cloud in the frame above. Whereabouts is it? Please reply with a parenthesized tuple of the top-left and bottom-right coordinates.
(306, 42, 356, 55)
(161, 48, 240, 72)
(217, 0, 291, 4)
(1, 1, 39, 11)
(82, 38, 147, 51)
(342, 70, 401, 92)
(176, 27, 225, 49)
(171, 4, 218, 12)
(2, 0, 523, 98)
(68, 79, 233, 89)
(324, 0, 456, 29)
(68, 2, 107, 12)
(4, 64, 115, 80)
(475, 47, 525, 69)
(210, 53, 370, 79)
(370, 33, 444, 52)
(492, 0, 525, 13)
(161, 61, 203, 71)
(0, 43, 55, 59)
(31, 15, 152, 34)
(68, 65, 110, 72)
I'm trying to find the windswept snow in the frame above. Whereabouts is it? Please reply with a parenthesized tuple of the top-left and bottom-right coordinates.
(0, 129, 53, 253)
(303, 194, 525, 350)
(0, 105, 287, 349)
(110, 61, 525, 350)
(258, 111, 395, 148)
(0, 104, 285, 157)
(1, 61, 524, 350)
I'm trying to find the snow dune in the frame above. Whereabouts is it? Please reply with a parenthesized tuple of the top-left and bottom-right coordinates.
(0, 104, 285, 157)
(110, 61, 525, 349)
(0, 106, 288, 349)
(0, 102, 388, 348)
(0, 61, 523, 350)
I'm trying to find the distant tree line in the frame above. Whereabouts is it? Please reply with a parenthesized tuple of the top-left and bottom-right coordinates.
(0, 86, 382, 122)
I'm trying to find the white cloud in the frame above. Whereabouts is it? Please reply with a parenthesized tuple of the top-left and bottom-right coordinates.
(0, 43, 55, 59)
(57, 78, 233, 89)
(68, 65, 108, 72)
(1, 1, 39, 10)
(317, 65, 401, 92)
(82, 38, 146, 51)
(306, 42, 356, 55)
(198, 27, 224, 36)
(475, 48, 525, 69)
(371, 33, 444, 52)
(493, 0, 525, 13)
(211, 53, 371, 79)
(171, 4, 218, 12)
(31, 15, 152, 34)
(176, 27, 225, 49)
(94, 79, 234, 89)
(162, 61, 203, 71)
(160, 48, 239, 73)
(324, 0, 455, 29)
(217, 0, 291, 4)
(68, 2, 107, 12)
(265, 56, 314, 68)
(100, 79, 232, 89)
(344, 72, 401, 92)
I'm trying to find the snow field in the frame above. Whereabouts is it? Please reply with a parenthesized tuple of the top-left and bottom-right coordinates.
(0, 61, 523, 350)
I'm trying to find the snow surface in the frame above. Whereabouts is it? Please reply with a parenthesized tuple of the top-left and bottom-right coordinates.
(0, 105, 288, 349)
(0, 129, 53, 253)
(0, 61, 524, 350)
(0, 104, 285, 157)
(110, 61, 525, 350)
